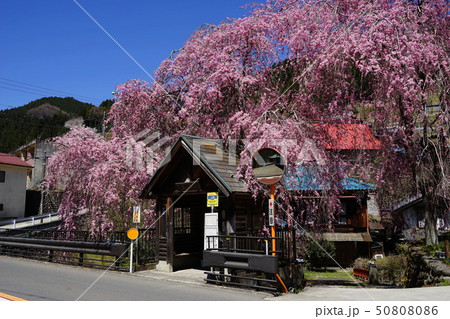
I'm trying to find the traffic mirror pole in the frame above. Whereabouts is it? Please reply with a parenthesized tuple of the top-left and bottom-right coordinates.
(270, 184, 276, 256)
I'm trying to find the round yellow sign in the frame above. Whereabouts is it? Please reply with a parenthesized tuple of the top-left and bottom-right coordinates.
(127, 228, 139, 240)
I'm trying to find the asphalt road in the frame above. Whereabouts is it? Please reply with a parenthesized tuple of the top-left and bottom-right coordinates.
(2, 255, 450, 304)
(0, 256, 267, 301)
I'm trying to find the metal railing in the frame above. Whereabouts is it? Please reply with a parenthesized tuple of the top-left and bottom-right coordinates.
(205, 229, 297, 263)
(0, 227, 157, 271)
(0, 212, 59, 228)
(205, 235, 278, 255)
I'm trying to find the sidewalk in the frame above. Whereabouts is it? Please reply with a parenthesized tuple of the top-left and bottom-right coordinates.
(133, 268, 207, 287)
(275, 285, 450, 301)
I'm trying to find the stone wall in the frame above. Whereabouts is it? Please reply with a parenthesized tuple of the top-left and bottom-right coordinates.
(404, 247, 450, 288)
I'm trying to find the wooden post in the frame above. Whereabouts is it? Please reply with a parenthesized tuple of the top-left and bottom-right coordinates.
(79, 253, 84, 266)
(292, 228, 296, 263)
(166, 197, 174, 266)
(155, 198, 161, 262)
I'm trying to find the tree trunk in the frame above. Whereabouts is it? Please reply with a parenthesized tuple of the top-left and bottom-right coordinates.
(424, 205, 438, 246)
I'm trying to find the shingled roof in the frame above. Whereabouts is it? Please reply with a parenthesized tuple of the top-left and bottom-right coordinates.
(181, 135, 247, 194)
(140, 135, 247, 198)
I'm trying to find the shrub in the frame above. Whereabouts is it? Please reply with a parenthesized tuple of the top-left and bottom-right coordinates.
(306, 238, 336, 268)
(376, 255, 407, 286)
(353, 257, 371, 270)
(395, 243, 410, 255)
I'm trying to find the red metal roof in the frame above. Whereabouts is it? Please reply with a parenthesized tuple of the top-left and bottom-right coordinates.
(0, 153, 33, 168)
(319, 122, 382, 150)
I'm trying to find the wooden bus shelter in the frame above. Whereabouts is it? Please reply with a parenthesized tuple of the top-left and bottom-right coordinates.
(139, 135, 275, 272)
(140, 135, 372, 291)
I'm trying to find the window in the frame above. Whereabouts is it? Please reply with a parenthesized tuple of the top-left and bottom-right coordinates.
(417, 213, 425, 228)
(337, 200, 357, 225)
(174, 208, 191, 234)
(0, 171, 5, 183)
(338, 202, 348, 224)
(236, 216, 248, 232)
(0, 204, 3, 211)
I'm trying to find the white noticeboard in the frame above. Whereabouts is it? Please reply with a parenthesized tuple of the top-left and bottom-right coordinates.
(268, 199, 275, 226)
(204, 212, 219, 250)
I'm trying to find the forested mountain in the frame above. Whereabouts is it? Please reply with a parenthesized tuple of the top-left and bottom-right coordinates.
(0, 97, 112, 153)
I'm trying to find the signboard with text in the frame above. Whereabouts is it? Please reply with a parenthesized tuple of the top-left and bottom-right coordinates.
(133, 206, 141, 223)
(206, 192, 219, 207)
(268, 199, 274, 226)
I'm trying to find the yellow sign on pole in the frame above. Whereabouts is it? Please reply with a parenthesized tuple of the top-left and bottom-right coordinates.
(133, 206, 141, 223)
(207, 192, 219, 207)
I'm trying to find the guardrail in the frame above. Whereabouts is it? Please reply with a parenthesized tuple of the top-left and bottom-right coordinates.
(0, 235, 129, 270)
(0, 236, 128, 256)
(0, 227, 157, 271)
(0, 212, 59, 228)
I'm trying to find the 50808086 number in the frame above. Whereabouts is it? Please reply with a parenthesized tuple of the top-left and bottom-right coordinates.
(376, 306, 438, 316)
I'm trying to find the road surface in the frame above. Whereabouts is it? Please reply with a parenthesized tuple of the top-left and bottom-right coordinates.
(0, 256, 267, 301)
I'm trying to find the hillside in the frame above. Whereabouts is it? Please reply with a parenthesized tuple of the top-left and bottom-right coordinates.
(0, 97, 112, 153)
(25, 103, 70, 119)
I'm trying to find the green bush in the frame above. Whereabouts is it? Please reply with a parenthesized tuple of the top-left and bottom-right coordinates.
(395, 243, 410, 255)
(306, 238, 336, 267)
(353, 257, 371, 270)
(422, 242, 449, 264)
(376, 255, 407, 286)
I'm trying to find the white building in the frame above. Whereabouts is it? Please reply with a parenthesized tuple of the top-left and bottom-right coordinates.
(0, 153, 33, 219)
(14, 139, 56, 190)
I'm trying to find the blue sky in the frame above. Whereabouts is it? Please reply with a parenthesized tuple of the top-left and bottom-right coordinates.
(0, 1, 251, 110)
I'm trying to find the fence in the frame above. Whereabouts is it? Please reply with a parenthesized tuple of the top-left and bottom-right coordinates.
(0, 228, 157, 271)
(205, 229, 297, 264)
(353, 268, 369, 280)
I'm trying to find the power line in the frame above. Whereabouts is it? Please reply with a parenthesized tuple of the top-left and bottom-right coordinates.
(0, 85, 101, 106)
(0, 85, 57, 97)
(0, 80, 100, 104)
(0, 77, 104, 104)
(0, 77, 103, 102)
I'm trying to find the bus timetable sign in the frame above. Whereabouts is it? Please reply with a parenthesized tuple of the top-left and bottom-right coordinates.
(207, 192, 219, 207)
(268, 199, 275, 226)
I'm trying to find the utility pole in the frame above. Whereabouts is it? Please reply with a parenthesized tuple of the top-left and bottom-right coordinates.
(39, 150, 48, 215)
(102, 111, 106, 136)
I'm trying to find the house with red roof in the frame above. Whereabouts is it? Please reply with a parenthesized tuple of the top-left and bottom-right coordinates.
(312, 121, 382, 167)
(0, 153, 33, 219)
(320, 121, 382, 151)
